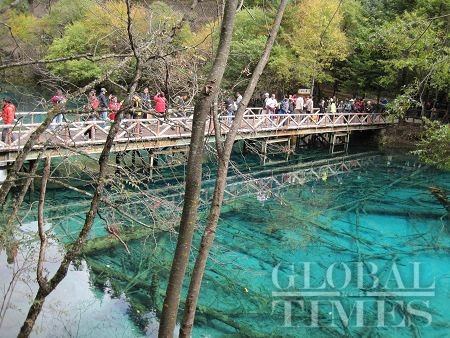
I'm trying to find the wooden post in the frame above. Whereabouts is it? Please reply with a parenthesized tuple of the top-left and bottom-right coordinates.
(29, 160, 36, 193)
(150, 154, 154, 180)
(262, 140, 267, 165)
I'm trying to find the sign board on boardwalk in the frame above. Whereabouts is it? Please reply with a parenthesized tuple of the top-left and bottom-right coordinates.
(298, 88, 311, 95)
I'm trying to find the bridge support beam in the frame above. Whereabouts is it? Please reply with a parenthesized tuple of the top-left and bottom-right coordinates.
(0, 163, 7, 185)
(330, 133, 350, 155)
(260, 138, 291, 165)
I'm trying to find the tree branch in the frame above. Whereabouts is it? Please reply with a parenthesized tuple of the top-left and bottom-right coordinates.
(0, 0, 22, 14)
(36, 157, 51, 291)
(0, 53, 132, 71)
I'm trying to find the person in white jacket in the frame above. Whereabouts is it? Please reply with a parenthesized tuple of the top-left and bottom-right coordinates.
(266, 94, 278, 114)
(295, 95, 304, 113)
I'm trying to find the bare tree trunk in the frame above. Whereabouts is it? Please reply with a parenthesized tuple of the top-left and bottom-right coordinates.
(17, 288, 47, 337)
(17, 106, 127, 337)
(158, 1, 238, 337)
(36, 157, 50, 289)
(179, 1, 288, 336)
(17, 1, 145, 334)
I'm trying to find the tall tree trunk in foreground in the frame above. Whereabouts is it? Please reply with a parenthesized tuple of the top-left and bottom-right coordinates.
(158, 1, 238, 336)
(179, 1, 289, 336)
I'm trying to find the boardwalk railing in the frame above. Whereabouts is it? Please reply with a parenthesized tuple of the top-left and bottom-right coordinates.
(0, 109, 390, 152)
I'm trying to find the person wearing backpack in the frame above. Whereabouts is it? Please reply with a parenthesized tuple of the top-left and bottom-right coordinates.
(279, 95, 289, 114)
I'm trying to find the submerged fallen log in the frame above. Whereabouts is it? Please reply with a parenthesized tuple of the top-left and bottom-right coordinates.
(429, 187, 450, 213)
(360, 205, 447, 219)
(80, 225, 168, 254)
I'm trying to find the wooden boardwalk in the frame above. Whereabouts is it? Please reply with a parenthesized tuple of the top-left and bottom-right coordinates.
(0, 108, 390, 163)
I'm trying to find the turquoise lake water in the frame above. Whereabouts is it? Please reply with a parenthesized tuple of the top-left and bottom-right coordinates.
(0, 150, 449, 337)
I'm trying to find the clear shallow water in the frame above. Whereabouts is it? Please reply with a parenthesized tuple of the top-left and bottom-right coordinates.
(1, 151, 449, 337)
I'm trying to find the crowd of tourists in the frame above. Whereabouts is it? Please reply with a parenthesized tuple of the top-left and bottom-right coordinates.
(223, 92, 385, 118)
(260, 93, 383, 115)
(0, 88, 189, 144)
(52, 87, 175, 125)
(1, 88, 385, 145)
(317, 96, 382, 114)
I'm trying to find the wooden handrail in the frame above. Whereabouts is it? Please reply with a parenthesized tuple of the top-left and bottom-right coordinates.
(0, 112, 390, 152)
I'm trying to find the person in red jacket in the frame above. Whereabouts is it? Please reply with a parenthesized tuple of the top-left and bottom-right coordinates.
(154, 92, 166, 116)
(2, 97, 16, 144)
(108, 96, 123, 121)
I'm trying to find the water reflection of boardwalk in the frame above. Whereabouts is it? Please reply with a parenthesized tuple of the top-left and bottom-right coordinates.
(0, 109, 390, 163)
(45, 152, 379, 223)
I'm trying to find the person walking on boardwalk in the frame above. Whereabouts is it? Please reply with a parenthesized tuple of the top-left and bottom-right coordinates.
(235, 92, 242, 113)
(224, 97, 234, 124)
(305, 96, 313, 114)
(173, 95, 187, 117)
(51, 89, 66, 129)
(154, 92, 166, 117)
(1, 97, 16, 145)
(279, 95, 289, 114)
(288, 95, 295, 114)
(84, 89, 99, 140)
(109, 96, 123, 122)
(295, 95, 304, 114)
(98, 88, 109, 127)
(266, 94, 278, 114)
(330, 98, 337, 114)
(141, 87, 151, 119)
(88, 89, 99, 112)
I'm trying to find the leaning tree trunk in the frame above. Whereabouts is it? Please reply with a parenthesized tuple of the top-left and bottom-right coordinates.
(158, 1, 238, 337)
(17, 104, 128, 337)
(179, 1, 289, 336)
(17, 6, 143, 330)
